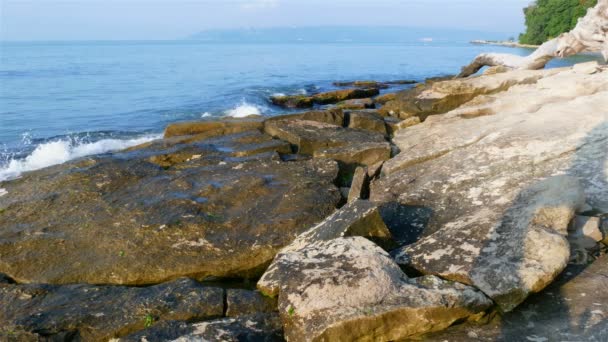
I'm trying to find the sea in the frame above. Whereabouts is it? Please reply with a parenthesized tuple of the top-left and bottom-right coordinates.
(0, 32, 602, 182)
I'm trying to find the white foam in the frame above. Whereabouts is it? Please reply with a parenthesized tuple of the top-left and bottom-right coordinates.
(201, 112, 212, 118)
(0, 134, 161, 182)
(0, 188, 7, 197)
(224, 102, 263, 118)
(272, 92, 286, 97)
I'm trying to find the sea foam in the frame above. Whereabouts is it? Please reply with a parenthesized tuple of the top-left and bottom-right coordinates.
(224, 102, 263, 118)
(0, 134, 160, 182)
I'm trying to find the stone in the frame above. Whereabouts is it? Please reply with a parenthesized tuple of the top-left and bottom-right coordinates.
(372, 63, 608, 312)
(259, 237, 492, 342)
(384, 116, 421, 135)
(258, 201, 393, 297)
(270, 94, 314, 109)
(347, 166, 369, 203)
(378, 67, 558, 120)
(163, 117, 263, 138)
(120, 313, 284, 342)
(374, 92, 397, 105)
(421, 255, 608, 342)
(226, 289, 277, 317)
(346, 110, 388, 135)
(602, 216, 608, 245)
(337, 98, 375, 110)
(569, 216, 604, 250)
(312, 88, 380, 105)
(0, 131, 341, 285)
(0, 278, 223, 341)
(266, 108, 344, 127)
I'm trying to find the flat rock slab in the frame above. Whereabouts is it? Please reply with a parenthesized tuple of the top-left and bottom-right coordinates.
(371, 63, 608, 311)
(259, 237, 492, 342)
(0, 131, 341, 285)
(120, 313, 284, 342)
(421, 255, 608, 342)
(0, 278, 223, 341)
(346, 110, 388, 136)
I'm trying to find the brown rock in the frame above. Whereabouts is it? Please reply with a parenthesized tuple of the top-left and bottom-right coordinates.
(374, 92, 397, 105)
(164, 117, 263, 138)
(337, 98, 375, 110)
(270, 94, 314, 109)
(347, 110, 388, 136)
(333, 80, 390, 89)
(313, 88, 380, 105)
(347, 166, 369, 203)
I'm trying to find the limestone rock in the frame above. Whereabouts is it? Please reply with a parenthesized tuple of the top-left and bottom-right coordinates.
(270, 94, 314, 109)
(569, 216, 604, 250)
(312, 88, 380, 105)
(258, 200, 393, 296)
(374, 92, 397, 105)
(226, 289, 278, 317)
(120, 313, 283, 342)
(0, 278, 223, 341)
(371, 63, 608, 312)
(164, 117, 263, 138)
(347, 166, 369, 203)
(266, 108, 344, 127)
(333, 80, 390, 89)
(0, 131, 341, 285)
(337, 98, 375, 110)
(346, 110, 388, 135)
(385, 116, 421, 135)
(260, 237, 492, 342)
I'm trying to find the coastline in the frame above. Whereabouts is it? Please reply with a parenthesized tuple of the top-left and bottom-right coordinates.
(470, 39, 540, 49)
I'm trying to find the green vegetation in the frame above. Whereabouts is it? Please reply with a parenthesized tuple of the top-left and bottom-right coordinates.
(144, 314, 155, 328)
(288, 306, 295, 316)
(519, 0, 597, 45)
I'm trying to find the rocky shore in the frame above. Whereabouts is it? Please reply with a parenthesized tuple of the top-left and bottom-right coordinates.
(1, 61, 607, 341)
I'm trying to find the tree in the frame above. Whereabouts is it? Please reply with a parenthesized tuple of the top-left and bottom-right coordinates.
(519, 0, 598, 45)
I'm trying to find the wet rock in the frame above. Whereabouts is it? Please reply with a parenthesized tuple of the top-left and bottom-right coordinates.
(226, 289, 277, 317)
(264, 119, 390, 170)
(348, 166, 369, 203)
(346, 110, 388, 135)
(374, 92, 397, 105)
(164, 117, 263, 138)
(266, 108, 344, 126)
(313, 88, 380, 105)
(378, 68, 557, 119)
(333, 80, 390, 89)
(259, 237, 492, 342)
(120, 313, 283, 342)
(337, 98, 375, 110)
(372, 63, 608, 312)
(0, 278, 223, 341)
(0, 131, 341, 285)
(270, 94, 314, 109)
(258, 201, 394, 297)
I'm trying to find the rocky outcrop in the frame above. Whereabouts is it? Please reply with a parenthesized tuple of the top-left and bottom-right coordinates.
(259, 237, 492, 342)
(164, 117, 263, 138)
(0, 130, 341, 285)
(371, 62, 608, 311)
(270, 88, 380, 108)
(0, 278, 224, 341)
(337, 98, 374, 110)
(346, 110, 388, 136)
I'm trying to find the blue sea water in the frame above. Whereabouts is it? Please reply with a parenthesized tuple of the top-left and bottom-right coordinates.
(0, 38, 602, 181)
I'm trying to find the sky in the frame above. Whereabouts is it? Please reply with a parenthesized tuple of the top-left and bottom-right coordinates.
(0, 0, 532, 41)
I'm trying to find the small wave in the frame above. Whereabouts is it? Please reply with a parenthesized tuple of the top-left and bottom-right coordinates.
(201, 112, 213, 118)
(272, 92, 286, 97)
(0, 134, 160, 182)
(224, 102, 263, 118)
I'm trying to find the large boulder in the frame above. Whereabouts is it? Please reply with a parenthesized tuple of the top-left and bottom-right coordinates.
(346, 110, 388, 136)
(259, 237, 492, 342)
(0, 130, 341, 285)
(0, 278, 223, 341)
(164, 117, 264, 138)
(371, 63, 608, 311)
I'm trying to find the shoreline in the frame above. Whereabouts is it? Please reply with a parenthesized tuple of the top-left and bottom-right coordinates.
(470, 39, 540, 49)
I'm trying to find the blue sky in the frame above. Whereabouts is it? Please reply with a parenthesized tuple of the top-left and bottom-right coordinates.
(0, 0, 532, 41)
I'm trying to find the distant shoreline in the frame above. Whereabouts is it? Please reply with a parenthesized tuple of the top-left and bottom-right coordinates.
(471, 40, 539, 49)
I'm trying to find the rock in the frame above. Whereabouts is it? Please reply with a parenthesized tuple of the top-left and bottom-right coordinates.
(366, 161, 384, 180)
(602, 216, 608, 245)
(384, 116, 421, 135)
(371, 63, 608, 312)
(264, 119, 390, 171)
(337, 98, 375, 110)
(0, 131, 341, 285)
(164, 117, 263, 138)
(346, 110, 388, 136)
(421, 255, 608, 342)
(374, 92, 397, 105)
(266, 108, 345, 127)
(385, 80, 417, 85)
(333, 80, 390, 89)
(259, 237, 492, 342)
(569, 216, 604, 250)
(312, 88, 380, 105)
(0, 278, 223, 341)
(270, 94, 314, 109)
(120, 313, 284, 342)
(226, 289, 277, 317)
(347, 166, 369, 203)
(258, 201, 394, 297)
(378, 67, 559, 120)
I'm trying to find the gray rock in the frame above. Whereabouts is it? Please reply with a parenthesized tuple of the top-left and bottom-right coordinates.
(258, 200, 394, 296)
(347, 166, 369, 203)
(260, 237, 492, 342)
(0, 278, 223, 341)
(226, 289, 277, 317)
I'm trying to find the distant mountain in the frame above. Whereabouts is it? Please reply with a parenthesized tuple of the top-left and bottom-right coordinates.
(189, 26, 510, 43)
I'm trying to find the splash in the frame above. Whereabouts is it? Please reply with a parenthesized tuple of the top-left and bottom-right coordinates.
(0, 134, 160, 182)
(224, 102, 263, 118)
